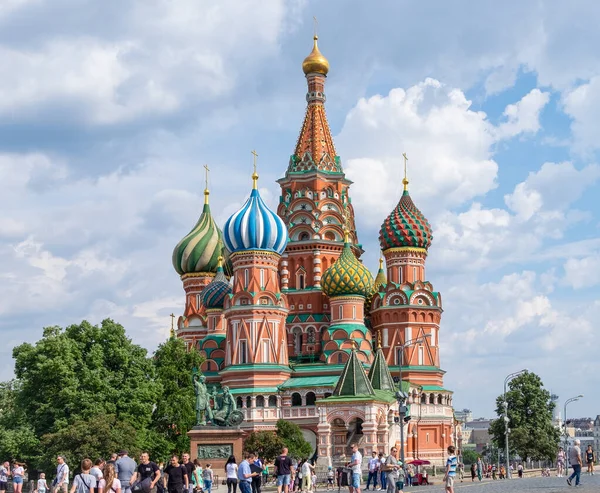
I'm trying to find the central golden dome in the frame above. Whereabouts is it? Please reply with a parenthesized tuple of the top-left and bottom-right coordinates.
(302, 35, 330, 75)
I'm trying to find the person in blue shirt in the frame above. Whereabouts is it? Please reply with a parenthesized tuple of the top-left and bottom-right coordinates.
(443, 446, 457, 493)
(237, 453, 258, 493)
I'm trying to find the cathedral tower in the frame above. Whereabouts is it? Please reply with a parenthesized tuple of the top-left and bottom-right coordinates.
(220, 163, 291, 389)
(277, 35, 361, 361)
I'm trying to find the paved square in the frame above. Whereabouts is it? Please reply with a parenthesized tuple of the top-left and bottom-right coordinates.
(451, 474, 600, 492)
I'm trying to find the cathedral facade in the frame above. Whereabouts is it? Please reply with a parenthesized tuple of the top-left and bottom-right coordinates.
(172, 35, 455, 466)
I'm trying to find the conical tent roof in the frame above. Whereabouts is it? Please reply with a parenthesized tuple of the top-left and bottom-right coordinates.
(333, 350, 375, 397)
(368, 348, 396, 392)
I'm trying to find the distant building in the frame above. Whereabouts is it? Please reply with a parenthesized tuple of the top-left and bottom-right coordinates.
(594, 416, 600, 455)
(455, 408, 473, 423)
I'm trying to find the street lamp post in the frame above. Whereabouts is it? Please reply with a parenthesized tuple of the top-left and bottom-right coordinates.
(395, 334, 431, 465)
(503, 369, 527, 479)
(563, 395, 584, 464)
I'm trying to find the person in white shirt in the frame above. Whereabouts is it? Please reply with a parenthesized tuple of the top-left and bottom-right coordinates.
(53, 456, 70, 493)
(366, 452, 379, 491)
(348, 444, 362, 493)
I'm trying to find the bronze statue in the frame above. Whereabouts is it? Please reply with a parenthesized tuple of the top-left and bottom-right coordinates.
(193, 374, 213, 425)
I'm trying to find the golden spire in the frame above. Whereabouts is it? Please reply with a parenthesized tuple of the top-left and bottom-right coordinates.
(379, 256, 384, 270)
(217, 254, 223, 268)
(251, 149, 259, 189)
(402, 152, 409, 191)
(170, 313, 176, 338)
(377, 329, 382, 350)
(342, 202, 352, 243)
(302, 20, 330, 76)
(203, 164, 210, 204)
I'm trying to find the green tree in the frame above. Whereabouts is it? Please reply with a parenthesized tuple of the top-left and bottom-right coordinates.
(151, 336, 203, 456)
(489, 372, 559, 461)
(12, 319, 159, 469)
(244, 431, 286, 463)
(40, 414, 139, 470)
(276, 420, 312, 459)
(460, 449, 480, 465)
(0, 381, 40, 464)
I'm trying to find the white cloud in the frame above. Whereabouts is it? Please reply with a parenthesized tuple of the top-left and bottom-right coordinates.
(0, 0, 291, 123)
(564, 254, 600, 289)
(495, 89, 550, 139)
(563, 76, 600, 152)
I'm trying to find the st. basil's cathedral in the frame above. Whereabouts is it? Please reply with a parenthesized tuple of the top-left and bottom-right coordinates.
(171, 34, 456, 465)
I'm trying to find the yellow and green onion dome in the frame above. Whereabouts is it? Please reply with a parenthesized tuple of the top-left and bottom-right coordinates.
(200, 257, 232, 309)
(321, 240, 374, 298)
(379, 189, 433, 251)
(172, 190, 225, 276)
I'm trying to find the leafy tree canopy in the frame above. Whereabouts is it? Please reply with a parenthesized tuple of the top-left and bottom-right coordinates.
(151, 336, 203, 455)
(461, 449, 480, 465)
(276, 419, 313, 460)
(244, 431, 286, 463)
(489, 371, 559, 461)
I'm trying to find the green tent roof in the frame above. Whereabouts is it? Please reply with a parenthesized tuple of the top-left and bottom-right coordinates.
(333, 350, 375, 397)
(368, 348, 396, 392)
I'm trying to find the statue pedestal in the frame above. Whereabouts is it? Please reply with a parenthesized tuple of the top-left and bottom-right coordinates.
(188, 426, 247, 470)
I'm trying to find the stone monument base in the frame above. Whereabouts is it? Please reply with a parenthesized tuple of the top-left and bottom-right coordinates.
(188, 426, 246, 470)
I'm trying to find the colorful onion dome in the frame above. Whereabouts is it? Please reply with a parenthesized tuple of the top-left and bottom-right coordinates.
(223, 171, 288, 255)
(200, 257, 232, 309)
(379, 190, 433, 251)
(322, 241, 374, 298)
(302, 35, 330, 76)
(172, 189, 224, 275)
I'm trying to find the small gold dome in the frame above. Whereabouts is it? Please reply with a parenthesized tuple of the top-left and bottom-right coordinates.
(302, 35, 329, 75)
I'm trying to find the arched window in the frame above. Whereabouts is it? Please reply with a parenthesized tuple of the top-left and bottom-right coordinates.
(236, 397, 243, 408)
(299, 274, 305, 289)
(246, 396, 252, 408)
(306, 392, 316, 406)
(437, 394, 443, 405)
(421, 394, 427, 404)
(299, 232, 310, 241)
(429, 394, 435, 404)
(291, 393, 302, 407)
(339, 305, 343, 319)
(325, 232, 335, 241)
(307, 327, 316, 344)
(256, 396, 265, 407)
(337, 353, 344, 364)
(268, 395, 278, 407)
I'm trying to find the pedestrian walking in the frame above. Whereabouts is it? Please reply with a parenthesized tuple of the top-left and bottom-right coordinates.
(475, 458, 482, 482)
(91, 461, 105, 484)
(517, 464, 523, 479)
(0, 461, 10, 493)
(469, 464, 475, 482)
(378, 453, 386, 491)
(443, 446, 457, 493)
(274, 448, 293, 493)
(115, 451, 136, 493)
(326, 467, 334, 491)
(98, 464, 121, 493)
(382, 446, 400, 493)
(225, 457, 238, 493)
(164, 456, 188, 493)
(12, 463, 25, 493)
(132, 453, 161, 493)
(567, 439, 582, 487)
(237, 453, 257, 493)
(348, 443, 362, 493)
(250, 456, 263, 493)
(585, 445, 595, 475)
(557, 448, 566, 477)
(70, 459, 97, 493)
(36, 473, 49, 493)
(202, 466, 213, 493)
(366, 452, 379, 491)
(53, 456, 70, 493)
(181, 455, 194, 493)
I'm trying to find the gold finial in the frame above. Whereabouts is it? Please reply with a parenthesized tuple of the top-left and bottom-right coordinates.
(251, 149, 259, 189)
(203, 164, 210, 204)
(377, 329, 382, 349)
(313, 16, 318, 37)
(379, 256, 384, 270)
(170, 313, 176, 338)
(402, 152, 409, 191)
(217, 255, 223, 268)
(351, 339, 359, 351)
(342, 202, 352, 243)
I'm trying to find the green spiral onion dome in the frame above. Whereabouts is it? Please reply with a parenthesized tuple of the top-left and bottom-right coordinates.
(379, 190, 433, 251)
(172, 191, 225, 276)
(321, 240, 374, 298)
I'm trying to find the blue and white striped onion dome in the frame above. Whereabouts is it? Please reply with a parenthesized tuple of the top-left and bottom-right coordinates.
(223, 184, 288, 255)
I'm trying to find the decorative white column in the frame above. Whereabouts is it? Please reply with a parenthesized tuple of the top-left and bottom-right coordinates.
(281, 254, 289, 291)
(313, 249, 321, 288)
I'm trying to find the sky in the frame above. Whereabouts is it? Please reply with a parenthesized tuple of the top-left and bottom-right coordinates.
(1, 0, 599, 419)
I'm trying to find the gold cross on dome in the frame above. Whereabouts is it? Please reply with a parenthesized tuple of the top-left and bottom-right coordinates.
(170, 313, 176, 338)
(203, 164, 210, 189)
(313, 16, 319, 37)
(402, 152, 409, 191)
(251, 150, 258, 174)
